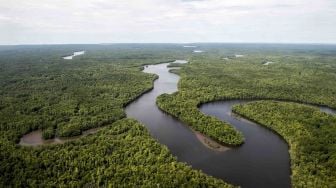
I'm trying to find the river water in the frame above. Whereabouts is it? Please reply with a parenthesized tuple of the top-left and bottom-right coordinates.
(125, 61, 292, 188)
(20, 60, 336, 187)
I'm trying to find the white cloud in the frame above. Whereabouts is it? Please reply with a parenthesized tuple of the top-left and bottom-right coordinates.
(0, 0, 335, 44)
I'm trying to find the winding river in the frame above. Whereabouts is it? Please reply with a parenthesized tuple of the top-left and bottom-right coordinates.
(125, 62, 291, 187)
(125, 61, 335, 188)
(20, 60, 336, 187)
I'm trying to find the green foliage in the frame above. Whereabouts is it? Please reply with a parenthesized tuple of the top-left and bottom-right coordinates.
(57, 122, 82, 137)
(2, 44, 336, 187)
(168, 68, 181, 75)
(0, 45, 171, 143)
(1, 119, 232, 187)
(0, 44, 233, 187)
(167, 62, 186, 68)
(42, 127, 55, 139)
(157, 52, 336, 147)
(233, 101, 336, 187)
(157, 93, 244, 146)
(157, 45, 336, 186)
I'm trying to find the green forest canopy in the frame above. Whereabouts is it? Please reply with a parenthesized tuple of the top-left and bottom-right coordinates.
(233, 101, 336, 187)
(1, 43, 336, 186)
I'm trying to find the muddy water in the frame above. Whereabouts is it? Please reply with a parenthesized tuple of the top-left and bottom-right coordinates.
(19, 128, 100, 146)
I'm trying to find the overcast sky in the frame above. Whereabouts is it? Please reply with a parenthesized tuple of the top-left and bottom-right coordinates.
(0, 0, 335, 45)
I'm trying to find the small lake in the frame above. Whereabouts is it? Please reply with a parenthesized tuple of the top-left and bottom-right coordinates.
(173, 60, 188, 64)
(263, 61, 275, 65)
(63, 51, 85, 60)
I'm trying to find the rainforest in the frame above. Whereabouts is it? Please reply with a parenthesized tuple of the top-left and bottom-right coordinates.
(1, 43, 336, 187)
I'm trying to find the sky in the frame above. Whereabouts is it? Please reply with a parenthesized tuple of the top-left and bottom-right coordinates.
(0, 0, 335, 45)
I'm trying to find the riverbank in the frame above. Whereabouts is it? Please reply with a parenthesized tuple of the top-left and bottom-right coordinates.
(18, 60, 184, 147)
(232, 100, 336, 187)
(193, 130, 229, 152)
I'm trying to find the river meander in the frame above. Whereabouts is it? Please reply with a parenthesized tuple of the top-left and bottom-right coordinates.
(20, 60, 336, 187)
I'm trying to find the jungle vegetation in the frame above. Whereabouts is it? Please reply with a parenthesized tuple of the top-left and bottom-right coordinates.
(0, 45, 157, 140)
(1, 43, 336, 187)
(0, 44, 233, 187)
(233, 101, 336, 187)
(156, 44, 336, 186)
(1, 118, 231, 187)
(157, 48, 336, 145)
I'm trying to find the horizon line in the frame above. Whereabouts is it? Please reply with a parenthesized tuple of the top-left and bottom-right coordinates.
(1, 42, 336, 46)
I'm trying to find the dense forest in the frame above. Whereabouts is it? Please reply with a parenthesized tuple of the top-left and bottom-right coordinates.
(1, 44, 336, 187)
(157, 49, 336, 146)
(0, 44, 233, 187)
(233, 101, 336, 187)
(2, 118, 231, 187)
(0, 46, 159, 141)
(156, 45, 336, 186)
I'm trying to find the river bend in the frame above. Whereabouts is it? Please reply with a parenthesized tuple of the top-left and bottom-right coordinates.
(20, 60, 336, 187)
